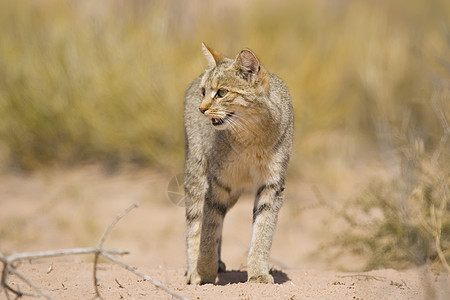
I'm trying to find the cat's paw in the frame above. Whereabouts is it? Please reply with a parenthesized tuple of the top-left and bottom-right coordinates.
(197, 258, 218, 284)
(218, 260, 226, 273)
(187, 270, 216, 285)
(248, 273, 274, 284)
(186, 271, 202, 285)
(196, 270, 216, 284)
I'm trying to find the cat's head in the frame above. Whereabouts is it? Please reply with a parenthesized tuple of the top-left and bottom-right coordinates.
(198, 43, 269, 131)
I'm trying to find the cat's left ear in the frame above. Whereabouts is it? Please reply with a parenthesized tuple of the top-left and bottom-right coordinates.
(233, 48, 261, 83)
(202, 43, 224, 68)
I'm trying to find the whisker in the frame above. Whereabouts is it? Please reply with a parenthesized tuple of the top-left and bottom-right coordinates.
(227, 118, 243, 139)
(228, 117, 251, 137)
(229, 114, 259, 138)
(216, 108, 261, 140)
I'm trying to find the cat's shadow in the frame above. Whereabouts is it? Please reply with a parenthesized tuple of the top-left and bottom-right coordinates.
(216, 269, 290, 285)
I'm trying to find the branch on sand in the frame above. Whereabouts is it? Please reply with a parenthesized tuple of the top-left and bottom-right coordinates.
(0, 203, 187, 300)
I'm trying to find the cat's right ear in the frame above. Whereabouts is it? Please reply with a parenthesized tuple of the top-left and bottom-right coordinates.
(202, 43, 223, 68)
(233, 49, 261, 84)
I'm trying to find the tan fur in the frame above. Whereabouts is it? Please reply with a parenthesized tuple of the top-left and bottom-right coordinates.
(184, 44, 294, 284)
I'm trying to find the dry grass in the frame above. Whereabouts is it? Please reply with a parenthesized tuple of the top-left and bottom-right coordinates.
(0, 0, 448, 171)
(324, 91, 450, 271)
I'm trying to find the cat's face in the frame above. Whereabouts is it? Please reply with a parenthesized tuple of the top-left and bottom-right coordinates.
(198, 44, 269, 131)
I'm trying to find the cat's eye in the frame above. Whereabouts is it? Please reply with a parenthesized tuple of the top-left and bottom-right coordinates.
(201, 87, 206, 97)
(215, 89, 228, 98)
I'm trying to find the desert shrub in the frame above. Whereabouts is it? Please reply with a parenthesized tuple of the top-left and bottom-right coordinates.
(0, 1, 189, 170)
(0, 0, 449, 171)
(327, 92, 450, 271)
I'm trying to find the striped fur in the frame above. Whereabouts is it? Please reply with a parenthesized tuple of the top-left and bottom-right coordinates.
(184, 44, 293, 284)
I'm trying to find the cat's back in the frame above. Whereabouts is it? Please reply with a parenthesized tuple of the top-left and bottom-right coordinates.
(269, 73, 293, 113)
(266, 73, 294, 138)
(184, 74, 202, 122)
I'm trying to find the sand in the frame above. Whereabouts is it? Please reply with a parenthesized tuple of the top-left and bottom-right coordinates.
(4, 262, 449, 299)
(1, 166, 448, 299)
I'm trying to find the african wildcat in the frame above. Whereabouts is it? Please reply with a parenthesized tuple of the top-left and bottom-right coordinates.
(184, 44, 293, 285)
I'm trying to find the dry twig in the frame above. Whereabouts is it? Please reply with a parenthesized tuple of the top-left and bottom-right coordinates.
(93, 202, 139, 299)
(0, 248, 128, 300)
(337, 273, 386, 281)
(0, 203, 187, 300)
(101, 251, 187, 300)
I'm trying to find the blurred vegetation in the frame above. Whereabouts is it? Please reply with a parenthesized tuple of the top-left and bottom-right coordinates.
(0, 0, 449, 269)
(323, 92, 450, 270)
(0, 0, 448, 172)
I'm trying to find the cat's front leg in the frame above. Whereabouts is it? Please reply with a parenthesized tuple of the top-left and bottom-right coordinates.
(185, 191, 204, 284)
(247, 182, 284, 283)
(197, 175, 229, 284)
(184, 161, 209, 285)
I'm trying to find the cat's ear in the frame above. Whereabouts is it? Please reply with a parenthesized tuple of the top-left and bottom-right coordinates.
(202, 43, 223, 68)
(233, 49, 261, 82)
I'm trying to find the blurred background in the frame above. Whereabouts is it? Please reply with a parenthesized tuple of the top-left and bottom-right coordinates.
(0, 0, 449, 273)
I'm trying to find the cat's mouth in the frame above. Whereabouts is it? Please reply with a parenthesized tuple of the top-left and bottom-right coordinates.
(211, 113, 234, 127)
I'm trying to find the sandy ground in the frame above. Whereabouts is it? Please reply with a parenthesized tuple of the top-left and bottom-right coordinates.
(1, 166, 449, 299)
(4, 262, 449, 299)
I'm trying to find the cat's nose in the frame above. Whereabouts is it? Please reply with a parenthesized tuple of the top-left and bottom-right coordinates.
(199, 107, 207, 114)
